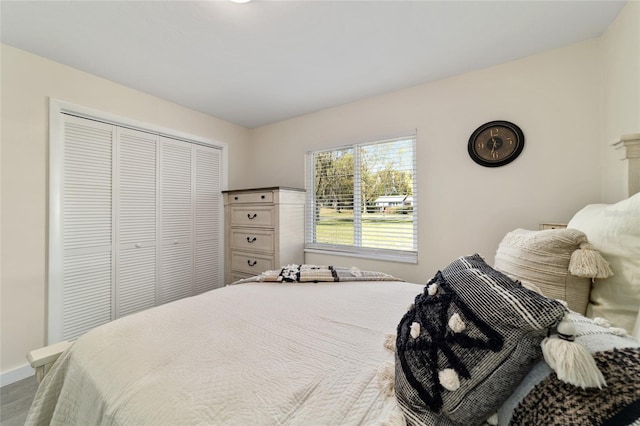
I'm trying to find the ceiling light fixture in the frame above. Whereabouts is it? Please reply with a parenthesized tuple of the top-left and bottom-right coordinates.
(229, 0, 251, 3)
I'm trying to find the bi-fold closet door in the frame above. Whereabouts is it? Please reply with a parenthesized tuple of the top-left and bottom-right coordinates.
(52, 114, 223, 342)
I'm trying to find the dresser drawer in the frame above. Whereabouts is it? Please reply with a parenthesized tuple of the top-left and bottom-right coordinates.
(230, 206, 274, 227)
(231, 228, 274, 253)
(229, 191, 274, 204)
(231, 252, 274, 275)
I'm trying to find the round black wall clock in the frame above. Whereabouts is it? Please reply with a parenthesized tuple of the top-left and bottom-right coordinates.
(468, 121, 525, 167)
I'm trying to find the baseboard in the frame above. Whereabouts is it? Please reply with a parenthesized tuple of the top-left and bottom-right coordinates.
(1, 363, 34, 386)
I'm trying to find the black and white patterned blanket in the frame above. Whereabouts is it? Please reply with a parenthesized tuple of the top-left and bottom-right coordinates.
(233, 264, 402, 284)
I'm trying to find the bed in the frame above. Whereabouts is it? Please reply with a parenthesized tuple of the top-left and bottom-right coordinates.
(26, 135, 640, 425)
(27, 276, 414, 425)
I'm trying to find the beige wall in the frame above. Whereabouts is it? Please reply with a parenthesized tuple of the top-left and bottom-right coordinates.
(0, 44, 250, 377)
(2, 3, 639, 380)
(601, 1, 640, 202)
(248, 39, 604, 284)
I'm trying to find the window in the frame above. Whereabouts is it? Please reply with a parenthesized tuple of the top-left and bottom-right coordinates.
(305, 131, 417, 263)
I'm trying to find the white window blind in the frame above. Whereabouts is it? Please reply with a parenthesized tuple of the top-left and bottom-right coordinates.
(305, 132, 417, 263)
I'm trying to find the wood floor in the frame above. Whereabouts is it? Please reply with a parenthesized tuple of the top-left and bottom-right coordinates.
(0, 376, 37, 426)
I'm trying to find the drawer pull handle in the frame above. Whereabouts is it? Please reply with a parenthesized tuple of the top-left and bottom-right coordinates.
(247, 213, 257, 220)
(234, 196, 238, 200)
(261, 195, 265, 199)
(247, 260, 258, 267)
(247, 237, 257, 243)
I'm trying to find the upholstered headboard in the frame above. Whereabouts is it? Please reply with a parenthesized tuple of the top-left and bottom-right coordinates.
(612, 133, 640, 197)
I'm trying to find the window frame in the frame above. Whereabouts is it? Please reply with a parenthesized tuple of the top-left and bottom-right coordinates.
(304, 131, 418, 264)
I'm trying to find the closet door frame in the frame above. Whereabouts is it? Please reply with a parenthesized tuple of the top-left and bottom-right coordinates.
(48, 98, 228, 345)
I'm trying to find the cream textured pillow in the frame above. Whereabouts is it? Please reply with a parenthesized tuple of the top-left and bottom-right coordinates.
(567, 193, 640, 334)
(494, 228, 606, 315)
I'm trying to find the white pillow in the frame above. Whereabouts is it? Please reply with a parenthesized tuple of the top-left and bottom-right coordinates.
(567, 193, 640, 334)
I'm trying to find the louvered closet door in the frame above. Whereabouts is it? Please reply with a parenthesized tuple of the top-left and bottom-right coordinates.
(159, 137, 193, 304)
(194, 145, 223, 293)
(61, 115, 114, 340)
(116, 128, 158, 318)
(51, 111, 225, 343)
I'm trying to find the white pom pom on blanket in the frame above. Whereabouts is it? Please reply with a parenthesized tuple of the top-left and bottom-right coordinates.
(438, 368, 460, 391)
(448, 313, 466, 333)
(428, 283, 438, 296)
(410, 322, 421, 339)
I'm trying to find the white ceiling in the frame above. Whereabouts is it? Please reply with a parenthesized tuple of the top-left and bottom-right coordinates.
(0, 1, 627, 128)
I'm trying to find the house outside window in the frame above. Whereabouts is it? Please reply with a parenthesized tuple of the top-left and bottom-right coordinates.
(305, 131, 417, 263)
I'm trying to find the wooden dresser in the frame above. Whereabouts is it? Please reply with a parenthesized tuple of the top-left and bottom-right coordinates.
(222, 187, 305, 284)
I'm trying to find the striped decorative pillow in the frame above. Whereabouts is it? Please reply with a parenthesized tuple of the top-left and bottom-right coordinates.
(395, 254, 566, 426)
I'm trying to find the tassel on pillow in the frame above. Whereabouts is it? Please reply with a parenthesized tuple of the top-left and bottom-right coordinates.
(486, 413, 499, 426)
(384, 333, 397, 352)
(568, 242, 613, 279)
(376, 361, 396, 396)
(541, 314, 606, 389)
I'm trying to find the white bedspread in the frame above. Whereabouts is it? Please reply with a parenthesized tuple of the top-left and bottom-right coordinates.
(26, 281, 421, 425)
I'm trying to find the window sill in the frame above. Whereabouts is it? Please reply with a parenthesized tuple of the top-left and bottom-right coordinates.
(304, 247, 417, 264)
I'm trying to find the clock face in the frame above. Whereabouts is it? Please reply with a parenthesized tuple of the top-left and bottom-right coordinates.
(468, 121, 524, 167)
